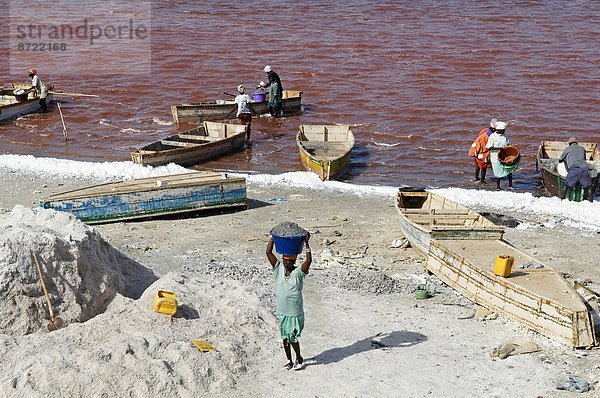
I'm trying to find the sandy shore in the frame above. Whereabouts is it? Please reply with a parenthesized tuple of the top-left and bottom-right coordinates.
(1, 168, 600, 397)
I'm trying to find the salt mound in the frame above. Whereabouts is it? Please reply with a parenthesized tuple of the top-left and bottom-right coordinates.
(271, 221, 308, 237)
(0, 206, 157, 335)
(0, 272, 277, 397)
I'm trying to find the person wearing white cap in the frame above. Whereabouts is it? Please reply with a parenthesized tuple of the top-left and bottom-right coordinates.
(261, 65, 283, 116)
(558, 137, 593, 201)
(468, 118, 497, 183)
(486, 121, 513, 189)
(234, 85, 252, 141)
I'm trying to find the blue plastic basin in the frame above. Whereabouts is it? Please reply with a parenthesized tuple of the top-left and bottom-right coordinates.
(252, 92, 266, 102)
(271, 234, 305, 255)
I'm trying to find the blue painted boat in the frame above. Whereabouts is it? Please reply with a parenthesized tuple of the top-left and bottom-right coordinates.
(39, 172, 247, 224)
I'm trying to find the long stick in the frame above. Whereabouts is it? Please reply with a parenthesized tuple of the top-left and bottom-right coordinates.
(49, 91, 99, 98)
(56, 102, 69, 141)
(33, 252, 56, 322)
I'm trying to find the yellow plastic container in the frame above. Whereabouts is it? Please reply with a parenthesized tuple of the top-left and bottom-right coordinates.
(494, 255, 514, 277)
(153, 290, 177, 316)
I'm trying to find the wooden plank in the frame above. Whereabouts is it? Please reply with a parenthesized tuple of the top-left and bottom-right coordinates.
(159, 140, 200, 148)
(430, 225, 504, 231)
(408, 214, 481, 221)
(45, 172, 238, 200)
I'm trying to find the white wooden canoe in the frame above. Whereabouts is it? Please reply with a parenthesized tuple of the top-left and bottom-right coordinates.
(131, 121, 249, 167)
(296, 124, 355, 180)
(0, 83, 53, 122)
(171, 90, 302, 124)
(396, 190, 596, 348)
(40, 172, 247, 224)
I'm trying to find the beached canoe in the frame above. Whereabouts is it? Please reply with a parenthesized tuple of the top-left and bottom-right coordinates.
(396, 190, 596, 348)
(537, 141, 600, 202)
(40, 172, 247, 224)
(296, 124, 355, 181)
(171, 90, 303, 125)
(0, 83, 53, 122)
(131, 121, 249, 167)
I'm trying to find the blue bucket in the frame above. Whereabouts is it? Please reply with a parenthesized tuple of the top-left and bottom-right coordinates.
(252, 92, 266, 102)
(271, 234, 305, 255)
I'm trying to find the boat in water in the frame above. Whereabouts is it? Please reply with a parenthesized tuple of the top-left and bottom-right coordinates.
(296, 124, 355, 180)
(131, 121, 249, 167)
(0, 83, 53, 122)
(171, 90, 302, 124)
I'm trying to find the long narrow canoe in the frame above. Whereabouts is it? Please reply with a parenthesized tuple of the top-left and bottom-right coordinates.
(131, 121, 249, 167)
(40, 172, 247, 224)
(537, 141, 600, 201)
(171, 90, 303, 124)
(396, 190, 596, 348)
(0, 83, 53, 122)
(296, 124, 355, 181)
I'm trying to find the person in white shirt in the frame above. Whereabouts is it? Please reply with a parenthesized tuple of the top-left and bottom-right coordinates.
(234, 85, 252, 141)
(485, 121, 513, 189)
(26, 68, 49, 113)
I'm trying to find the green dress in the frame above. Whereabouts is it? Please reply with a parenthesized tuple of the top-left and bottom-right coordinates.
(273, 261, 306, 342)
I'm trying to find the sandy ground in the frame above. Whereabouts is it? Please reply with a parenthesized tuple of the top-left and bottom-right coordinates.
(1, 169, 600, 397)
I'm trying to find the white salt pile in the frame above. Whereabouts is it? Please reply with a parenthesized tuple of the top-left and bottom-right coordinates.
(0, 272, 277, 397)
(0, 207, 280, 396)
(0, 206, 157, 335)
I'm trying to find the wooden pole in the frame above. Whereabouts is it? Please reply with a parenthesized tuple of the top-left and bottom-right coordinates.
(49, 91, 99, 98)
(57, 102, 69, 142)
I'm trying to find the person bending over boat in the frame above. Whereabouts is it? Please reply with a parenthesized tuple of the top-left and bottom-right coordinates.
(235, 85, 252, 142)
(468, 118, 497, 184)
(26, 68, 49, 113)
(262, 65, 283, 117)
(266, 233, 312, 371)
(486, 121, 513, 190)
(559, 137, 593, 202)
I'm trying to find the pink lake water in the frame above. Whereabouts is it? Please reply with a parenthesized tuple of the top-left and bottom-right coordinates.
(1, 1, 598, 192)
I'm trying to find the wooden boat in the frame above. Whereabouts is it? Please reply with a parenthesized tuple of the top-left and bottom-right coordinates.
(131, 121, 249, 167)
(396, 190, 596, 348)
(171, 90, 303, 124)
(537, 141, 600, 201)
(296, 124, 355, 181)
(40, 172, 247, 224)
(0, 83, 53, 122)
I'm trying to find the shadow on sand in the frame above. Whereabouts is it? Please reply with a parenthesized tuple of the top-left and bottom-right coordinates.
(308, 331, 427, 367)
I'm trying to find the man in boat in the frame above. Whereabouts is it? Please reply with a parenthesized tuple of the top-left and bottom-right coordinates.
(234, 85, 252, 141)
(262, 65, 283, 117)
(468, 118, 497, 184)
(25, 68, 49, 113)
(486, 121, 513, 189)
(266, 233, 312, 371)
(559, 137, 593, 202)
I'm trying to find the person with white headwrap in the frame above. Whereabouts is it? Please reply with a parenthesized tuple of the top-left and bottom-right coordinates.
(234, 85, 251, 119)
(261, 65, 283, 116)
(468, 118, 497, 183)
(486, 121, 514, 189)
(234, 85, 253, 142)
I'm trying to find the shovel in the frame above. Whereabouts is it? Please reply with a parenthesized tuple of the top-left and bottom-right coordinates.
(32, 251, 64, 331)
